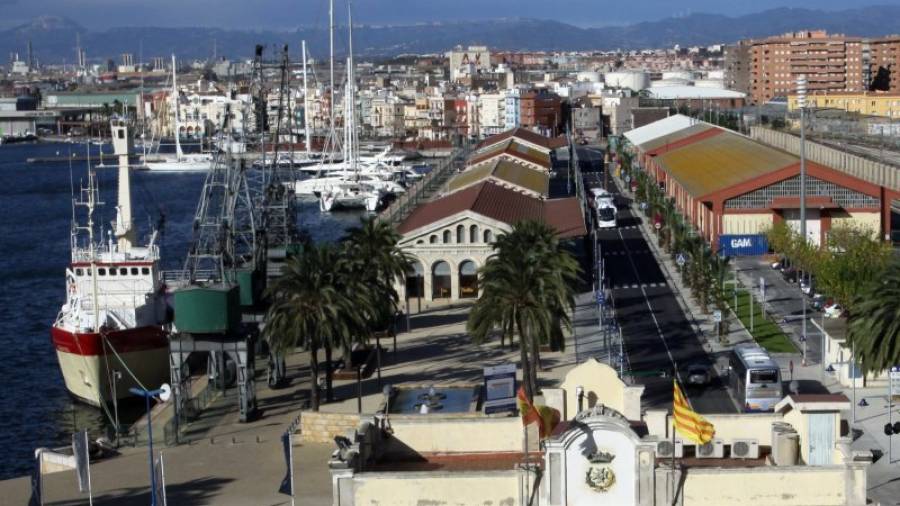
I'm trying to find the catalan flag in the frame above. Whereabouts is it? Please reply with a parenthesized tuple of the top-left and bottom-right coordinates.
(673, 380, 715, 445)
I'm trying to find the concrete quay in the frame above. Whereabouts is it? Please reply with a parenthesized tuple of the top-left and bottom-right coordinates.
(0, 302, 587, 505)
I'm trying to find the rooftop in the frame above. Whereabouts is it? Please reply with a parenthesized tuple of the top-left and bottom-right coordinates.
(654, 128, 797, 198)
(468, 138, 552, 170)
(645, 86, 746, 100)
(475, 127, 567, 152)
(447, 158, 550, 197)
(396, 181, 585, 238)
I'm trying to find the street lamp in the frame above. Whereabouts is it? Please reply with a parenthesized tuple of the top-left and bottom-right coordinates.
(130, 384, 171, 506)
(796, 75, 809, 366)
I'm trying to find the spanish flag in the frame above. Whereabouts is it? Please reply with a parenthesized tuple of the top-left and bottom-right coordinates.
(673, 380, 715, 445)
(517, 386, 560, 439)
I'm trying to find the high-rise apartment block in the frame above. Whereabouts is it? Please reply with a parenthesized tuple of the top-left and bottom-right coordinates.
(869, 36, 900, 92)
(726, 30, 900, 104)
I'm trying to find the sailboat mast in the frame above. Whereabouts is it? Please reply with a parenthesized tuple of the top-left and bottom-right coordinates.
(302, 40, 311, 159)
(329, 0, 335, 153)
(172, 54, 183, 158)
(347, 0, 357, 171)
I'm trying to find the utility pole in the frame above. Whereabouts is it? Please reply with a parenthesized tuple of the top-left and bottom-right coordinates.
(797, 75, 809, 366)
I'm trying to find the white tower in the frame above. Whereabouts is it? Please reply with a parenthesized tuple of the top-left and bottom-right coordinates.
(111, 118, 136, 251)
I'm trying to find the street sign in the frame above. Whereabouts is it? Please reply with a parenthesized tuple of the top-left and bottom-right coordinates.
(483, 364, 517, 414)
(654, 222, 662, 230)
(676, 253, 686, 267)
(890, 366, 900, 397)
(596, 291, 605, 305)
(640, 202, 648, 210)
(713, 310, 722, 323)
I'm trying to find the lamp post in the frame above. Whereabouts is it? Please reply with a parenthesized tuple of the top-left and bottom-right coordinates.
(796, 75, 809, 366)
(130, 384, 171, 506)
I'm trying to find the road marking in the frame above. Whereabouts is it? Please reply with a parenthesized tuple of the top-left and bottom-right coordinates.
(616, 213, 684, 386)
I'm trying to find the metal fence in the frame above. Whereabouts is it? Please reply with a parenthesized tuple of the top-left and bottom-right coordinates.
(378, 145, 470, 225)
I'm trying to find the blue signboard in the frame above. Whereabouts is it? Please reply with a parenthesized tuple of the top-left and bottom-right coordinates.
(718, 234, 769, 257)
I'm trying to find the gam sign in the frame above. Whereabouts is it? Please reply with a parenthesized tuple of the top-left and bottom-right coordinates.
(718, 234, 769, 257)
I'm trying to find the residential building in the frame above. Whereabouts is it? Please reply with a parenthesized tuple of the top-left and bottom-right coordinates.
(447, 45, 491, 81)
(737, 31, 865, 104)
(869, 36, 900, 92)
(519, 89, 562, 136)
(724, 41, 751, 95)
(504, 88, 522, 129)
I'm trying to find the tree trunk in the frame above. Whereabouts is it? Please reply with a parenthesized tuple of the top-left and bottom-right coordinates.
(324, 343, 334, 403)
(310, 345, 321, 411)
(516, 314, 535, 403)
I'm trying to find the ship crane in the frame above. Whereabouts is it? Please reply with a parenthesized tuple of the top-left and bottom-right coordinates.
(167, 44, 302, 427)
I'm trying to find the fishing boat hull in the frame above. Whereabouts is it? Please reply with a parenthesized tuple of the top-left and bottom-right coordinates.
(51, 326, 169, 407)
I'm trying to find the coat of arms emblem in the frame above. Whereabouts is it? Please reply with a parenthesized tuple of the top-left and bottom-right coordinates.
(585, 465, 616, 492)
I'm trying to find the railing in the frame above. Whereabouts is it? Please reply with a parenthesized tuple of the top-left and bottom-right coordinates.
(378, 145, 470, 225)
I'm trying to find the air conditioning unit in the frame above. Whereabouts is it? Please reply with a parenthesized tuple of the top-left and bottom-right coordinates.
(696, 439, 725, 458)
(731, 439, 760, 459)
(656, 439, 684, 458)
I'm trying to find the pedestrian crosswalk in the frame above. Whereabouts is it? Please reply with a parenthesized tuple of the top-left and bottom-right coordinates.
(603, 249, 650, 256)
(609, 281, 668, 290)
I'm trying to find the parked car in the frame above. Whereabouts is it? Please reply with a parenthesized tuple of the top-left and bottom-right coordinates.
(800, 277, 816, 296)
(771, 256, 786, 270)
(683, 363, 712, 387)
(810, 294, 826, 311)
(781, 267, 798, 283)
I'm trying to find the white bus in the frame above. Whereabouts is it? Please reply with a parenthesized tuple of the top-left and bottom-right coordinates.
(596, 201, 617, 229)
(728, 344, 783, 412)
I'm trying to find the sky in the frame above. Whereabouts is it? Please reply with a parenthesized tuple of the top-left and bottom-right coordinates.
(0, 0, 896, 30)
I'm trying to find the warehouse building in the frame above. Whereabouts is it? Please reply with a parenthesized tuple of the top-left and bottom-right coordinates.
(624, 115, 899, 252)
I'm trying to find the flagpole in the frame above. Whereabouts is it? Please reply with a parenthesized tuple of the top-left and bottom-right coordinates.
(85, 431, 93, 506)
(671, 390, 676, 506)
(290, 432, 296, 506)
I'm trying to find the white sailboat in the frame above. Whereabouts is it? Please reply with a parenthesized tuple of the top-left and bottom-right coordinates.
(141, 55, 212, 172)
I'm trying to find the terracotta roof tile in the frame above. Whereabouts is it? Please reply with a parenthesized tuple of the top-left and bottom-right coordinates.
(477, 127, 561, 152)
(397, 181, 586, 238)
(468, 139, 551, 170)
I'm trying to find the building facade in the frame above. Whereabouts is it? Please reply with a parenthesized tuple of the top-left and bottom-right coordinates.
(728, 31, 866, 105)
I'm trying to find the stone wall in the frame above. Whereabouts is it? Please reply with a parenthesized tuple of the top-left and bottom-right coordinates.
(299, 412, 361, 443)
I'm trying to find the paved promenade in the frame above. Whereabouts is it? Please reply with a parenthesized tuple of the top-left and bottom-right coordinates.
(0, 303, 584, 505)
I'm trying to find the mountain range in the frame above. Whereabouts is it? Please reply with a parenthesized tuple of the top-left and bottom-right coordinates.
(4, 5, 900, 64)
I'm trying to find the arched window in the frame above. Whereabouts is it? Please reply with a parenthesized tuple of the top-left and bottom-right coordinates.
(459, 260, 478, 298)
(483, 229, 494, 243)
(432, 261, 451, 299)
(469, 224, 479, 243)
(456, 224, 465, 244)
(442, 230, 451, 243)
(429, 235, 438, 244)
(406, 260, 425, 299)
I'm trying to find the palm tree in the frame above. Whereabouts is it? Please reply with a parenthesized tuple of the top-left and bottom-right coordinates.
(847, 257, 900, 375)
(263, 244, 369, 411)
(468, 221, 579, 402)
(342, 217, 412, 360)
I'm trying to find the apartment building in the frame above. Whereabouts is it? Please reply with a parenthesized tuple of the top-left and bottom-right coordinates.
(519, 89, 562, 136)
(869, 36, 900, 92)
(728, 31, 866, 104)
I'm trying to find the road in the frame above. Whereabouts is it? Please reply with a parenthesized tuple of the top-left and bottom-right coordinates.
(578, 147, 735, 413)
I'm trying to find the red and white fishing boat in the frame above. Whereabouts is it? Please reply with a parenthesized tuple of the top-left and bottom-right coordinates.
(52, 120, 170, 407)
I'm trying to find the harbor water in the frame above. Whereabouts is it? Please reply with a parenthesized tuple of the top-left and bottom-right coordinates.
(0, 142, 366, 479)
